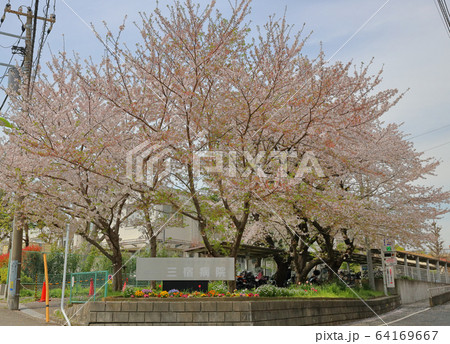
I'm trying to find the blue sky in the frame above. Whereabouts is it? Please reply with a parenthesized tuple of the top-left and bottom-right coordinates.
(1, 0, 450, 250)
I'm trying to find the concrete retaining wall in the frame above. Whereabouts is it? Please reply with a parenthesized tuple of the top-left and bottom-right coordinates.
(66, 296, 400, 326)
(375, 279, 449, 304)
(429, 291, 450, 307)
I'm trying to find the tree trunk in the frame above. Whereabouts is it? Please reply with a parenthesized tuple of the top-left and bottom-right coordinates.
(227, 250, 238, 292)
(112, 258, 123, 292)
(24, 222, 29, 247)
(273, 255, 291, 287)
(326, 258, 343, 281)
(150, 235, 157, 289)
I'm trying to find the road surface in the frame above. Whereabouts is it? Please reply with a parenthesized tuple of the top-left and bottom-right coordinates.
(346, 299, 450, 326)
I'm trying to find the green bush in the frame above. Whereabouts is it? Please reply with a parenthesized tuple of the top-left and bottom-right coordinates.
(256, 284, 278, 297)
(49, 288, 70, 298)
(122, 287, 135, 298)
(208, 281, 228, 294)
(0, 267, 7, 284)
(22, 251, 43, 279)
(256, 284, 295, 297)
(20, 288, 33, 297)
(21, 274, 33, 283)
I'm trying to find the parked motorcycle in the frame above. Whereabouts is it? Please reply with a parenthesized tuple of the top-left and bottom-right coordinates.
(236, 270, 270, 290)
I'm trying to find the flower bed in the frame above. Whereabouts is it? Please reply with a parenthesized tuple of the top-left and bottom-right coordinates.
(124, 287, 259, 299)
(120, 281, 383, 300)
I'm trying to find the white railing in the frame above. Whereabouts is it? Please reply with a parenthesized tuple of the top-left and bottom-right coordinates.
(395, 265, 449, 284)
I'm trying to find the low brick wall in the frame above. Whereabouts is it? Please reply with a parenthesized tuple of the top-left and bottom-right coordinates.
(66, 296, 400, 326)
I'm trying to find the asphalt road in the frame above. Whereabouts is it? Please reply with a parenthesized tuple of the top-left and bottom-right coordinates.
(346, 300, 450, 326)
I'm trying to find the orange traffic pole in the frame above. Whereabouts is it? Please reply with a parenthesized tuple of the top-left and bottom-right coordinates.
(43, 253, 49, 322)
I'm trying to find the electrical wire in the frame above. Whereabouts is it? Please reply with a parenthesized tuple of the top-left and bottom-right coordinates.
(434, 0, 450, 37)
(439, 0, 450, 29)
(0, 59, 25, 114)
(409, 123, 450, 140)
(0, 26, 25, 113)
(26, 0, 40, 96)
(0, 32, 24, 114)
(424, 139, 450, 152)
(30, 0, 52, 94)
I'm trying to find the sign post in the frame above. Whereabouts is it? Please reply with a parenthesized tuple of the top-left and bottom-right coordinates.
(382, 238, 396, 292)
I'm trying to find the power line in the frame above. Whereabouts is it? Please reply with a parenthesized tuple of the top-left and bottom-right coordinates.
(424, 140, 450, 152)
(434, 0, 450, 37)
(409, 123, 450, 140)
(26, 0, 39, 96)
(0, 30, 25, 81)
(30, 0, 54, 95)
(0, 29, 25, 113)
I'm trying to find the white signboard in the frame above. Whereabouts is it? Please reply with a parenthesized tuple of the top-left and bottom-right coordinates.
(384, 256, 397, 265)
(136, 258, 235, 281)
(386, 266, 395, 288)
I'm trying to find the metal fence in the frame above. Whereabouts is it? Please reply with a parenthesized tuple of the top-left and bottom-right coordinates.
(122, 274, 158, 288)
(69, 271, 108, 303)
(395, 265, 449, 284)
(19, 273, 72, 299)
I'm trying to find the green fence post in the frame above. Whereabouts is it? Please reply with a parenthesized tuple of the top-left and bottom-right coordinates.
(69, 273, 73, 304)
(104, 271, 108, 299)
(93, 272, 97, 302)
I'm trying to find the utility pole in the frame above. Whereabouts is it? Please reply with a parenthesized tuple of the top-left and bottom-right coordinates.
(3, 3, 55, 310)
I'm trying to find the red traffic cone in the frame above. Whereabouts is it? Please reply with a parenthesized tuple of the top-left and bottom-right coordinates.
(38, 282, 46, 302)
(122, 281, 127, 292)
(89, 278, 94, 296)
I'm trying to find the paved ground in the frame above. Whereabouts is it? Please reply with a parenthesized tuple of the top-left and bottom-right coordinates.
(0, 300, 58, 326)
(0, 297, 66, 326)
(345, 299, 450, 326)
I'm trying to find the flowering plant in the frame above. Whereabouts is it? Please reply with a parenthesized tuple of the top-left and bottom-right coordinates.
(123, 288, 260, 298)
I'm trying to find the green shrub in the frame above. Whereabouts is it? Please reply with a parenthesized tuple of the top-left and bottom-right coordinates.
(0, 267, 7, 284)
(400, 275, 413, 280)
(208, 281, 228, 294)
(256, 284, 295, 297)
(122, 287, 135, 298)
(22, 251, 43, 279)
(20, 288, 33, 297)
(49, 288, 70, 298)
(21, 274, 33, 283)
(256, 284, 279, 297)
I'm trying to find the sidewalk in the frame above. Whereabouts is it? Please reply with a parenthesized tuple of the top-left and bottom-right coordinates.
(18, 298, 65, 325)
(0, 299, 58, 326)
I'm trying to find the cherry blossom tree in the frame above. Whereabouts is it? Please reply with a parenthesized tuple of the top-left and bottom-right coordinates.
(426, 222, 445, 258)
(87, 0, 448, 286)
(3, 0, 449, 291)
(2, 55, 141, 290)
